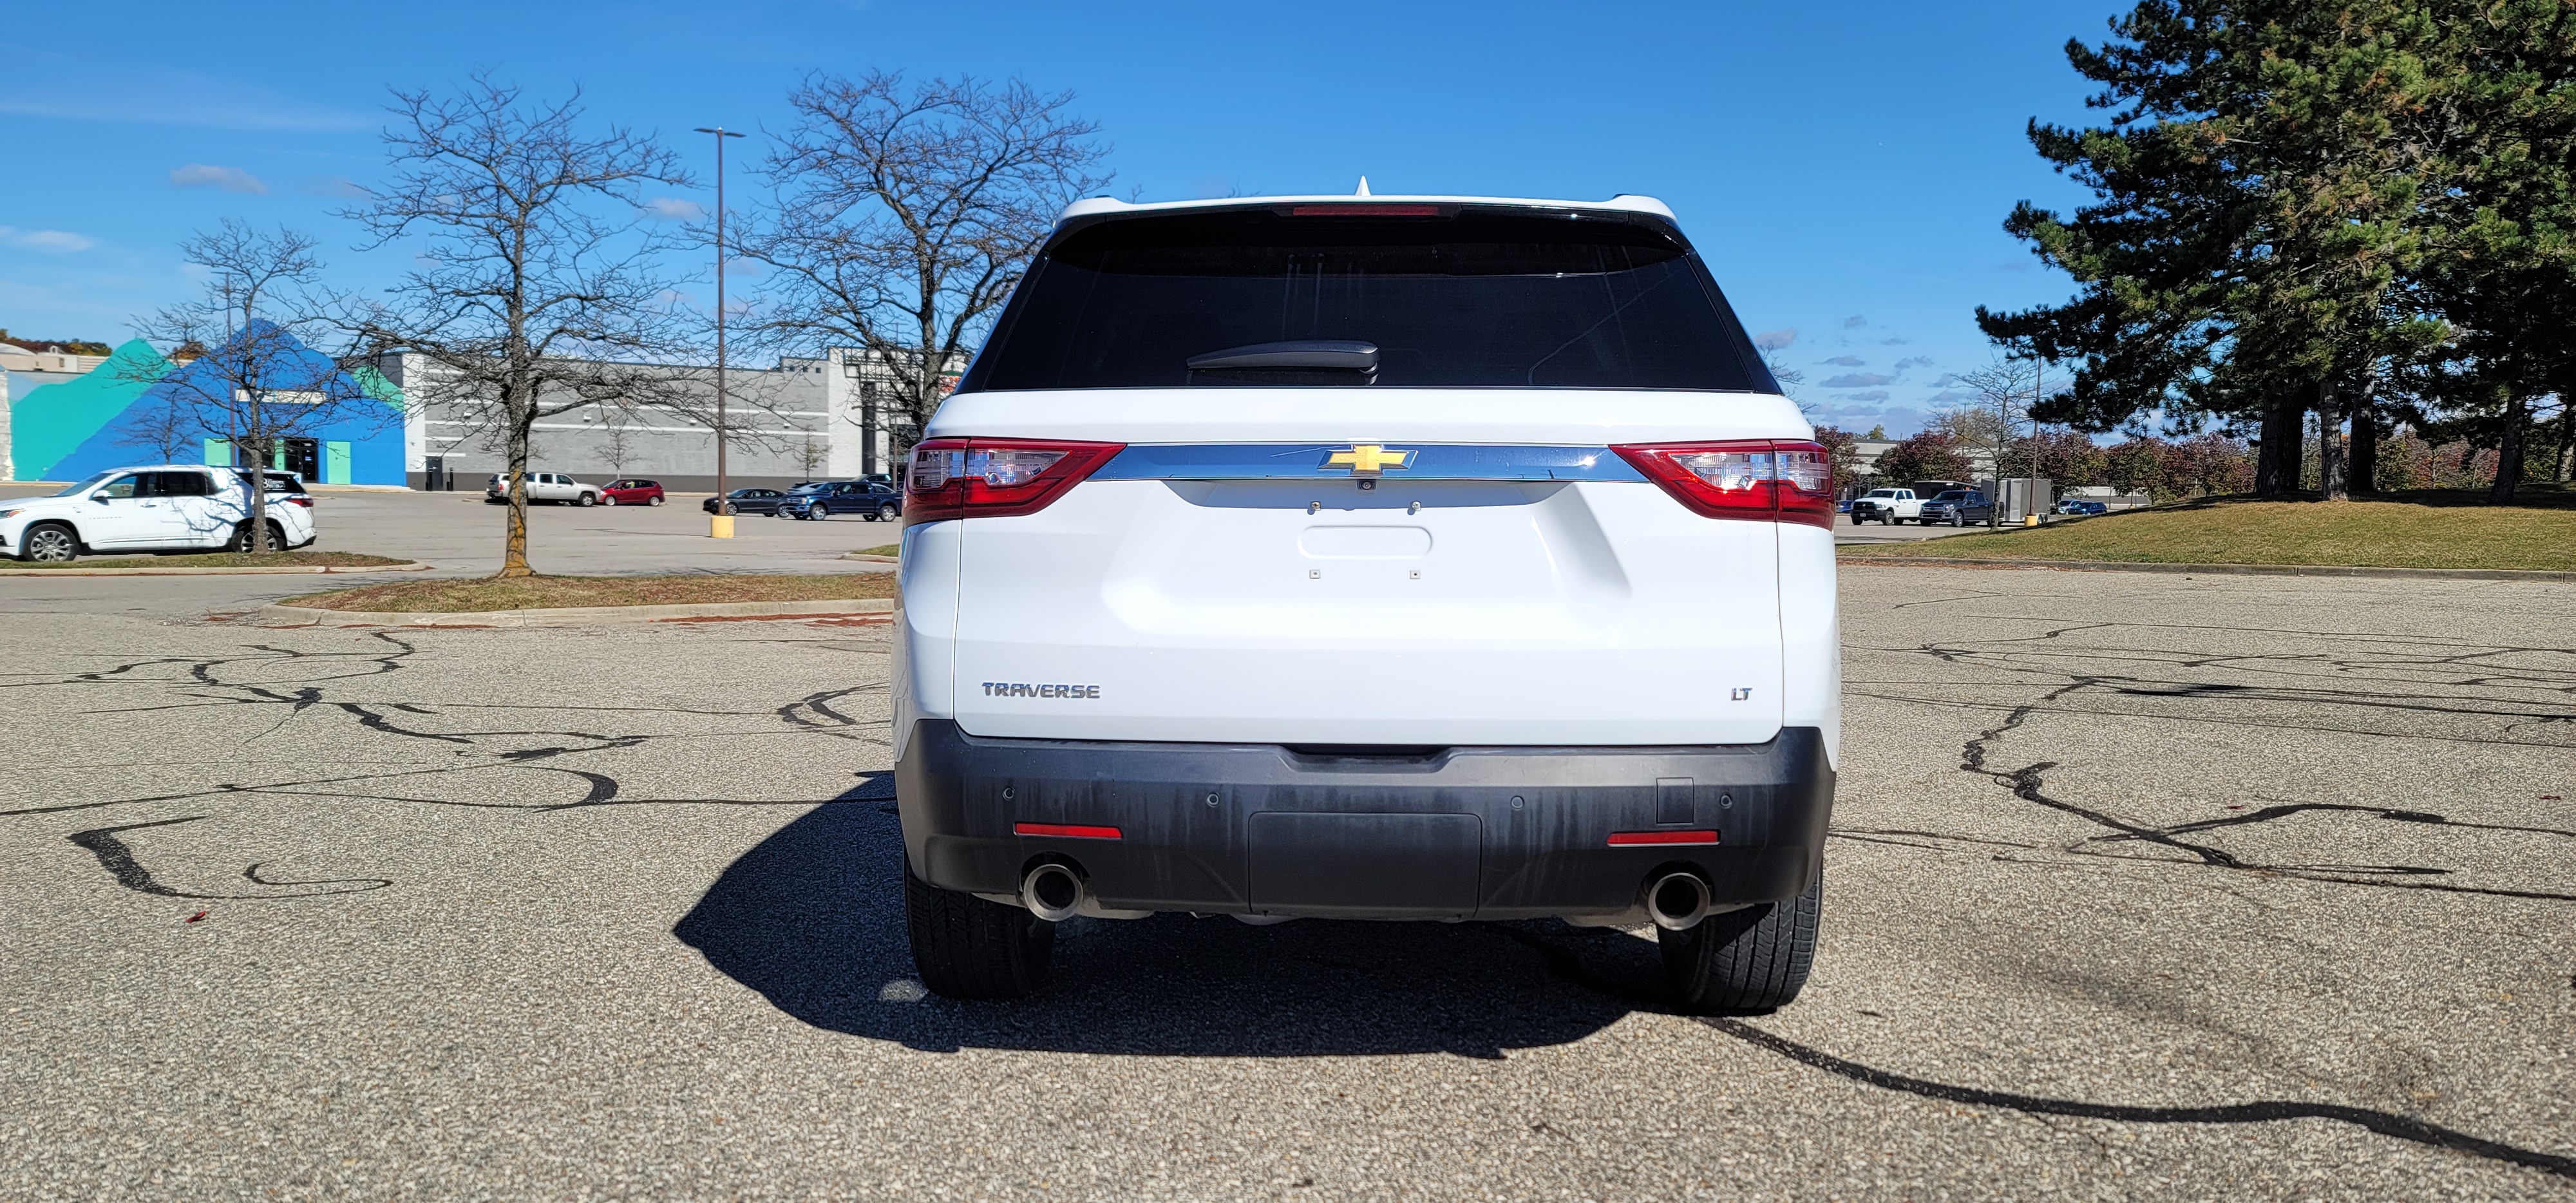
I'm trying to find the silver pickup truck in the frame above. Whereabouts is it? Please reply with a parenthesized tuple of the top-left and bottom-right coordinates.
(484, 473, 600, 506)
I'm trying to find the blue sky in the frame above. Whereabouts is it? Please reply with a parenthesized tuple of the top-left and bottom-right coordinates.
(0, 0, 2125, 436)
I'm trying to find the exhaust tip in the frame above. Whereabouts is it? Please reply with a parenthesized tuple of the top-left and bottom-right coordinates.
(1022, 862, 1084, 923)
(1645, 871, 1711, 931)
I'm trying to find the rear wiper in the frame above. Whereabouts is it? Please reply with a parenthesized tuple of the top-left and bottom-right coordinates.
(1186, 340, 1378, 385)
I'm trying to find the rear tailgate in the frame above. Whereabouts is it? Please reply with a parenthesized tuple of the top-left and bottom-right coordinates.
(933, 390, 1799, 747)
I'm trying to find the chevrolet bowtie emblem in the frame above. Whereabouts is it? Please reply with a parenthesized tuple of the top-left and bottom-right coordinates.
(1323, 444, 1414, 475)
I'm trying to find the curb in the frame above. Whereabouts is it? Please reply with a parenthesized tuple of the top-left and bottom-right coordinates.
(841, 553, 899, 563)
(1837, 556, 2576, 583)
(260, 596, 897, 627)
(0, 562, 433, 578)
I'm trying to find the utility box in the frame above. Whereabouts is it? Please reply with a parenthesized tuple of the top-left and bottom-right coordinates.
(2001, 477, 2053, 522)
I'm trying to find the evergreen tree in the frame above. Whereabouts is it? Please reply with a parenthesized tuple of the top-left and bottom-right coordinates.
(2412, 0, 2576, 502)
(1980, 1, 2452, 499)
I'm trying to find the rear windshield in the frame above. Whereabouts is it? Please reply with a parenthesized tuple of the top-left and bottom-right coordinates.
(959, 207, 1777, 393)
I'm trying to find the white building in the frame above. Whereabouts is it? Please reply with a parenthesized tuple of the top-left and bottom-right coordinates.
(381, 347, 955, 491)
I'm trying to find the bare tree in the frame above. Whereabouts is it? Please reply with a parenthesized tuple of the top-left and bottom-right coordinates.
(127, 222, 390, 551)
(1949, 357, 2044, 527)
(737, 71, 1112, 451)
(596, 412, 638, 478)
(113, 394, 200, 464)
(345, 73, 701, 577)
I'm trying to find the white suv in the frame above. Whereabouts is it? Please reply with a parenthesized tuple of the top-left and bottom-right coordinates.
(893, 194, 1839, 1010)
(1, 466, 316, 562)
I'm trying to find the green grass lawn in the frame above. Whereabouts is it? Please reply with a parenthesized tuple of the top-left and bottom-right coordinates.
(1844, 489, 2576, 571)
(13, 550, 413, 569)
(285, 573, 901, 612)
(851, 544, 901, 558)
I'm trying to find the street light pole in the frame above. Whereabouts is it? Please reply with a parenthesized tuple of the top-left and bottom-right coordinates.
(696, 125, 746, 538)
(2027, 361, 2046, 527)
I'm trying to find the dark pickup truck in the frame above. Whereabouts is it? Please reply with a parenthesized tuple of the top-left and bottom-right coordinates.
(1917, 489, 1994, 526)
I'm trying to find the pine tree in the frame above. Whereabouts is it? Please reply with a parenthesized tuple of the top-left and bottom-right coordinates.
(1980, 1, 2452, 500)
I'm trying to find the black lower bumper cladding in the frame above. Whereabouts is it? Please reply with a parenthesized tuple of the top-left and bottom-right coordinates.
(896, 720, 1835, 920)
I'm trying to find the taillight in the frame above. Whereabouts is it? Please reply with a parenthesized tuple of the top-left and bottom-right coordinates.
(905, 438, 1125, 522)
(286, 497, 314, 507)
(1611, 440, 1833, 529)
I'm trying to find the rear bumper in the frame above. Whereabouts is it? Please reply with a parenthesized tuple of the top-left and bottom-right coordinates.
(895, 719, 1834, 921)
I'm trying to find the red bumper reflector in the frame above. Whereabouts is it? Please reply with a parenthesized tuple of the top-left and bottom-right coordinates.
(1013, 822, 1123, 840)
(1607, 830, 1720, 846)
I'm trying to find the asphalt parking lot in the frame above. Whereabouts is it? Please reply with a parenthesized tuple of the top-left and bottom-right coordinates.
(293, 488, 901, 577)
(1, 566, 2570, 1200)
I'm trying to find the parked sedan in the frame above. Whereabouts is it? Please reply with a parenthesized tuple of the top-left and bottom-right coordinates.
(600, 478, 666, 506)
(703, 488, 792, 516)
(2055, 498, 2109, 516)
(786, 480, 904, 522)
(1917, 489, 1996, 527)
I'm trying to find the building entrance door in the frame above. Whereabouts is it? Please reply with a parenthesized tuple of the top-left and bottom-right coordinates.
(237, 439, 321, 482)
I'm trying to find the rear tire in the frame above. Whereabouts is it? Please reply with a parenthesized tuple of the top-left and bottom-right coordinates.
(905, 865, 1055, 999)
(226, 520, 290, 554)
(649, 495, 665, 507)
(20, 522, 77, 563)
(878, 503, 900, 522)
(1660, 873, 1821, 1013)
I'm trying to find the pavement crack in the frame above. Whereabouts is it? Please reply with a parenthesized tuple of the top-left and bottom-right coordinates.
(1694, 1018, 2576, 1184)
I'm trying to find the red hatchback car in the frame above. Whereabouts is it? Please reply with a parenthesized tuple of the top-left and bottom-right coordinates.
(600, 478, 666, 507)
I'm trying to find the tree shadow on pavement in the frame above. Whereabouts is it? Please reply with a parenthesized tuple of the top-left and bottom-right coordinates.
(672, 779, 1667, 1057)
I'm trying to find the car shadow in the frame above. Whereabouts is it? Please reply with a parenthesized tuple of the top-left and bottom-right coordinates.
(672, 777, 1669, 1057)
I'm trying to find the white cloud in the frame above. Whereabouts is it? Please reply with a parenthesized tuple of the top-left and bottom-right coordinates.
(1844, 389, 1889, 403)
(1822, 355, 1864, 367)
(645, 197, 706, 221)
(171, 164, 268, 194)
(1752, 328, 1797, 352)
(0, 66, 365, 131)
(1893, 355, 1934, 372)
(302, 176, 366, 198)
(1823, 372, 1892, 389)
(0, 226, 97, 252)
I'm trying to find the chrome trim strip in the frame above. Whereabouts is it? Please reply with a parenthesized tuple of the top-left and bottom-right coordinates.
(1091, 444, 1647, 482)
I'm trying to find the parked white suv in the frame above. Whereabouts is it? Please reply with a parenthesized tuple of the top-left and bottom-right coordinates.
(485, 472, 599, 506)
(893, 194, 1838, 1010)
(1, 466, 316, 562)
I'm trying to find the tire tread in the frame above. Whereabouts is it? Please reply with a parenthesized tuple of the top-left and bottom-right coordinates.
(904, 866, 1054, 999)
(1662, 873, 1821, 1012)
